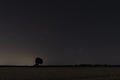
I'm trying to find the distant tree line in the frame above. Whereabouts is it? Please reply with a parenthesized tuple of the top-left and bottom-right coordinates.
(33, 57, 120, 67)
(73, 64, 120, 67)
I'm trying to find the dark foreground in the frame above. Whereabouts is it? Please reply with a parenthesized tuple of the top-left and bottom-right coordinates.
(0, 65, 120, 80)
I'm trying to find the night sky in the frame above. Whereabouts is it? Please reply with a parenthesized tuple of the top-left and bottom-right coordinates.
(0, 0, 120, 65)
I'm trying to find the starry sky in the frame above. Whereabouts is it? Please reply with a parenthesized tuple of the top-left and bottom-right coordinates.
(0, 0, 120, 65)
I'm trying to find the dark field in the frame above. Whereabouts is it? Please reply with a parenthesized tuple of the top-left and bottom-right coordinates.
(0, 66, 120, 80)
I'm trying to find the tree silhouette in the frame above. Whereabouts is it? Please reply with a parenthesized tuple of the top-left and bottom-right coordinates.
(34, 57, 43, 66)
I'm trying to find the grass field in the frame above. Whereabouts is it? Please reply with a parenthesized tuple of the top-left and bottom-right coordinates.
(0, 66, 120, 80)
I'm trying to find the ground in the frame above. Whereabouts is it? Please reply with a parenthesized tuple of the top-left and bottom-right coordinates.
(0, 66, 120, 80)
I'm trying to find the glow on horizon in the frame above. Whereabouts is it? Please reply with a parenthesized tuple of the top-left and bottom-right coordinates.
(0, 47, 47, 65)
